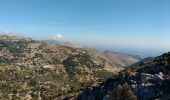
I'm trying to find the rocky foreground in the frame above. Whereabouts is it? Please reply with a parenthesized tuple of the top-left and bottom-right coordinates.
(77, 52, 170, 100)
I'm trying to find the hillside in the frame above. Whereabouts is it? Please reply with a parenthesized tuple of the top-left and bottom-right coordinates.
(44, 41, 141, 67)
(0, 35, 128, 99)
(78, 52, 170, 100)
(0, 35, 169, 100)
(104, 50, 141, 67)
(129, 57, 154, 67)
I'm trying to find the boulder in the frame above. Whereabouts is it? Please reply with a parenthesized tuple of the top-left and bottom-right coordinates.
(152, 72, 164, 82)
(103, 95, 109, 100)
(141, 73, 153, 83)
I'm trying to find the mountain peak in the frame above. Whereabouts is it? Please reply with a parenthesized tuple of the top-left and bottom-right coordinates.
(0, 34, 32, 42)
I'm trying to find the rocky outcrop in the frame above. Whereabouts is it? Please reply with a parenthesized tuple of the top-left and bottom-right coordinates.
(77, 52, 170, 100)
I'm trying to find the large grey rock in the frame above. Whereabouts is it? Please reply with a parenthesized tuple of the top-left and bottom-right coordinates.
(141, 73, 153, 83)
(103, 95, 109, 100)
(152, 72, 164, 82)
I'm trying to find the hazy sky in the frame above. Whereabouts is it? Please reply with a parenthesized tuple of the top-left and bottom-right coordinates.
(0, 0, 170, 56)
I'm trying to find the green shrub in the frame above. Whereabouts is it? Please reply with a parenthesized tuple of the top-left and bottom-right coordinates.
(48, 58, 61, 64)
(109, 83, 137, 100)
(34, 53, 43, 58)
(63, 56, 77, 75)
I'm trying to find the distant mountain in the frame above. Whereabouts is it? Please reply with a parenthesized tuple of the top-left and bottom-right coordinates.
(0, 34, 32, 41)
(129, 57, 154, 67)
(44, 40, 141, 68)
(104, 50, 141, 67)
(44, 39, 83, 48)
(43, 39, 62, 44)
(78, 52, 170, 100)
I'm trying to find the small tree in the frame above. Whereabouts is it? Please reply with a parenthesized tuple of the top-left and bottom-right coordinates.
(109, 83, 137, 100)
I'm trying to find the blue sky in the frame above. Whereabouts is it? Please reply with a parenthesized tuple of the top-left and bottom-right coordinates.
(0, 0, 170, 56)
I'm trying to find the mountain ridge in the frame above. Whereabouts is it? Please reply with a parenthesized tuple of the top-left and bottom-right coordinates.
(104, 50, 141, 67)
(0, 35, 140, 99)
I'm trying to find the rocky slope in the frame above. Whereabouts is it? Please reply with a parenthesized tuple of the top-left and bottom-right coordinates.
(77, 52, 170, 100)
(104, 50, 141, 67)
(0, 35, 132, 99)
(44, 41, 141, 67)
(129, 57, 154, 67)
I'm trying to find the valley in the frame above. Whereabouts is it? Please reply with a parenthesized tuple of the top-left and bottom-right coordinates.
(0, 35, 169, 100)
